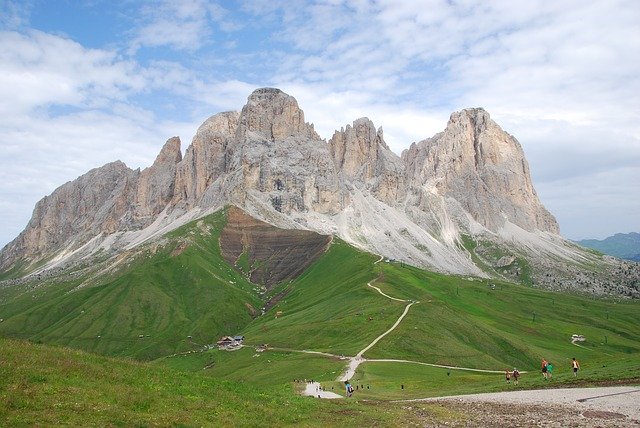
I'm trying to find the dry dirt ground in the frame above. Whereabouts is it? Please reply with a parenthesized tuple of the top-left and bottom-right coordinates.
(407, 386, 639, 427)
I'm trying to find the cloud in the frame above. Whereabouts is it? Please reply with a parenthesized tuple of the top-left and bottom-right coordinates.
(538, 166, 640, 240)
(128, 0, 241, 53)
(0, 0, 31, 29)
(0, 28, 256, 248)
(256, 1, 640, 239)
(0, 30, 145, 117)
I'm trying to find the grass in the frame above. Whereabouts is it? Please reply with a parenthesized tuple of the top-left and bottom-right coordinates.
(162, 231, 640, 399)
(0, 210, 261, 360)
(1, 207, 639, 414)
(160, 346, 346, 387)
(0, 337, 458, 426)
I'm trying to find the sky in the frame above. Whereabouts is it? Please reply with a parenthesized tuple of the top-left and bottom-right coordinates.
(0, 0, 639, 249)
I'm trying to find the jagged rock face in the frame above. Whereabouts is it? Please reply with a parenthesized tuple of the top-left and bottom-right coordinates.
(173, 112, 239, 207)
(236, 88, 320, 142)
(219, 206, 331, 287)
(0, 161, 138, 267)
(403, 108, 559, 234)
(329, 118, 406, 204)
(227, 88, 343, 215)
(136, 137, 182, 219)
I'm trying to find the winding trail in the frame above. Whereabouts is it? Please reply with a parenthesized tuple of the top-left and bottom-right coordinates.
(338, 257, 419, 381)
(367, 358, 507, 374)
(267, 253, 526, 399)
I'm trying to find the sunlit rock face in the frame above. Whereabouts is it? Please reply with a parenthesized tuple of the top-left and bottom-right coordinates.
(402, 108, 559, 234)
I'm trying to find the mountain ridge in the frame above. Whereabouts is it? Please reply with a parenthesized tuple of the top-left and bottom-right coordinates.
(576, 232, 640, 262)
(1, 88, 638, 297)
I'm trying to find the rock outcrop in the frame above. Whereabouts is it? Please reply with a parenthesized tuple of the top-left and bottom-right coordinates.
(329, 118, 406, 204)
(402, 108, 559, 234)
(226, 88, 343, 216)
(0, 161, 137, 267)
(136, 137, 182, 220)
(173, 111, 239, 208)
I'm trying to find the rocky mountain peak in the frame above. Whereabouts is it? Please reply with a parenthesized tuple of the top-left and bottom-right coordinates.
(449, 107, 490, 128)
(403, 107, 559, 234)
(329, 117, 405, 203)
(173, 111, 240, 207)
(329, 117, 383, 179)
(236, 87, 320, 142)
(153, 137, 182, 167)
(136, 137, 182, 219)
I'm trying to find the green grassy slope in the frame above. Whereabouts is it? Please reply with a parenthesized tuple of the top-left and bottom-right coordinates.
(240, 240, 400, 356)
(1, 207, 639, 401)
(169, 240, 640, 396)
(363, 263, 640, 369)
(1, 337, 446, 426)
(0, 210, 261, 360)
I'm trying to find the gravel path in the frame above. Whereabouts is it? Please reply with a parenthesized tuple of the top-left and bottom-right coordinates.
(301, 381, 343, 399)
(410, 386, 640, 424)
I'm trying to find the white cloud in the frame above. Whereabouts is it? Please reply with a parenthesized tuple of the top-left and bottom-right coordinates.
(129, 0, 241, 53)
(0, 0, 31, 29)
(0, 29, 255, 248)
(0, 30, 145, 117)
(261, 1, 640, 239)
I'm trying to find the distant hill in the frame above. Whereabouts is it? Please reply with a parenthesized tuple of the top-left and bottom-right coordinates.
(576, 232, 640, 261)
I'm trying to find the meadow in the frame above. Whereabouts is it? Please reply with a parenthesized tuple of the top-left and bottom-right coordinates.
(0, 208, 638, 421)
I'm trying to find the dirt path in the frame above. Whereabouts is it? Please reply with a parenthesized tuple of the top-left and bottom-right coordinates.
(338, 271, 418, 381)
(408, 386, 640, 423)
(301, 381, 343, 399)
(299, 253, 524, 397)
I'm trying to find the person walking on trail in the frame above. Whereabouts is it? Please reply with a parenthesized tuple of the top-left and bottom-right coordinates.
(345, 381, 354, 397)
(547, 362, 554, 379)
(541, 358, 548, 379)
(505, 369, 511, 384)
(572, 358, 580, 376)
(512, 368, 520, 385)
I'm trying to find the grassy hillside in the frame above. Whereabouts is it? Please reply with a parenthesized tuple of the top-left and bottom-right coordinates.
(0, 210, 261, 360)
(161, 236, 640, 398)
(1, 207, 639, 404)
(1, 337, 451, 426)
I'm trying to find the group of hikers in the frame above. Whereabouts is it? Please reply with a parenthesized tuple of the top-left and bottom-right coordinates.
(341, 358, 582, 398)
(506, 357, 581, 384)
(540, 357, 580, 379)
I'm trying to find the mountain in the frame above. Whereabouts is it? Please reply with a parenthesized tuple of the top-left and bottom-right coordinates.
(576, 232, 640, 261)
(1, 88, 638, 297)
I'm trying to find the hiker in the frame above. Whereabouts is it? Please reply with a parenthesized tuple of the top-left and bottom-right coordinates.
(547, 362, 554, 379)
(541, 358, 548, 379)
(512, 368, 520, 385)
(505, 369, 511, 384)
(572, 358, 580, 376)
(345, 381, 353, 397)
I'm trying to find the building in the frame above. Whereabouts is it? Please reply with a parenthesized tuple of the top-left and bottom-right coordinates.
(217, 335, 245, 350)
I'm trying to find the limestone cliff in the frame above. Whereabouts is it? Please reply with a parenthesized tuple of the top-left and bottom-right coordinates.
(0, 161, 137, 267)
(136, 137, 182, 220)
(402, 108, 559, 234)
(329, 118, 406, 204)
(173, 111, 239, 208)
(226, 88, 343, 216)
